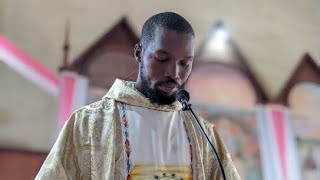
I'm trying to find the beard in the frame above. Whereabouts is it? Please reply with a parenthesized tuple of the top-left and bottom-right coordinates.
(139, 65, 186, 105)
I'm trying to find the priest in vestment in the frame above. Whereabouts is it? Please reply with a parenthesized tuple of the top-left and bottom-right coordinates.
(36, 12, 240, 180)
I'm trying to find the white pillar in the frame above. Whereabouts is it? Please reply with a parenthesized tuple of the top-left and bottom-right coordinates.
(257, 105, 300, 180)
(57, 71, 88, 129)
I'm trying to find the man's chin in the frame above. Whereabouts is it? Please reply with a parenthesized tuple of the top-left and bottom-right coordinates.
(142, 84, 179, 105)
(152, 90, 177, 105)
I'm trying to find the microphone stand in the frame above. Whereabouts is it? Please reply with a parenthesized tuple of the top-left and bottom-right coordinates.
(181, 99, 227, 180)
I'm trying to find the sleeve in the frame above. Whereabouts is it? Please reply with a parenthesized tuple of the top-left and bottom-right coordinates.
(35, 113, 83, 180)
(208, 122, 242, 180)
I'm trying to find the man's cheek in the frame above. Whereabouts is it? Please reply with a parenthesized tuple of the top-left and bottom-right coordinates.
(149, 81, 158, 90)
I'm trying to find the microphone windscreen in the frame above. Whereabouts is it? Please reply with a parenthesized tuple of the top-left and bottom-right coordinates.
(176, 89, 190, 102)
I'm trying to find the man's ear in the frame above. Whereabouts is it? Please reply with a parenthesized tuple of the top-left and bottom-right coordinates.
(134, 44, 142, 63)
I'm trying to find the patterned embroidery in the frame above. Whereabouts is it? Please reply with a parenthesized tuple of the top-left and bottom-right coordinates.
(183, 118, 194, 177)
(154, 173, 184, 180)
(120, 104, 132, 179)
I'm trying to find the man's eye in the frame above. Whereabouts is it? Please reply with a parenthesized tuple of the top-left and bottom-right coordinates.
(180, 61, 191, 66)
(155, 57, 168, 62)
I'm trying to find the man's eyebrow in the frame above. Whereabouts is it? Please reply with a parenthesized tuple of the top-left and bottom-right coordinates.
(155, 49, 169, 54)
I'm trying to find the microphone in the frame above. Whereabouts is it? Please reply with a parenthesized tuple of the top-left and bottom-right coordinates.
(176, 90, 226, 180)
(176, 89, 190, 110)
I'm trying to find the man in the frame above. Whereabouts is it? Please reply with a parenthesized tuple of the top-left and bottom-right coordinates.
(36, 12, 240, 180)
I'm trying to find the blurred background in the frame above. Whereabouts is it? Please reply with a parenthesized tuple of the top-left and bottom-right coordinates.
(0, 0, 319, 179)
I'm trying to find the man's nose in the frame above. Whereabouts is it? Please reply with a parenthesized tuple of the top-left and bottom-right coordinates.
(165, 63, 180, 79)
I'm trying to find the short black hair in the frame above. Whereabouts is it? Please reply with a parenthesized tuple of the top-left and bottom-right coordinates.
(140, 12, 194, 47)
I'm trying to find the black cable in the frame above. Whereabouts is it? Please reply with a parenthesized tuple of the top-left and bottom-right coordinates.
(177, 90, 226, 180)
(188, 106, 226, 180)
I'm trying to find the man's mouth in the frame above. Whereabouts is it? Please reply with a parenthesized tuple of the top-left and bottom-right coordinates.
(158, 82, 179, 94)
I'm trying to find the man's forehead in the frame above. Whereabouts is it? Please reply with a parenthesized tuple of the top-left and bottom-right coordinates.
(151, 27, 194, 52)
